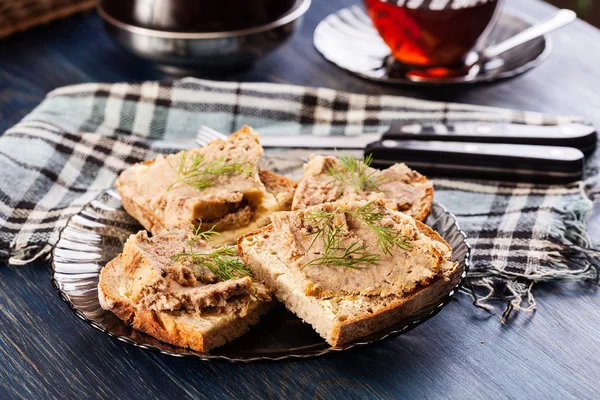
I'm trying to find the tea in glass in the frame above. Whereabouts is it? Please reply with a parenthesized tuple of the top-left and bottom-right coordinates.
(364, 0, 502, 68)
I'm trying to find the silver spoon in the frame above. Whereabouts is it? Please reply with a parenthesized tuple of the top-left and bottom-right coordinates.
(407, 9, 577, 83)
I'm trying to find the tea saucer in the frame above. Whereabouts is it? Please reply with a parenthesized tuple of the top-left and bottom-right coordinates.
(313, 6, 552, 85)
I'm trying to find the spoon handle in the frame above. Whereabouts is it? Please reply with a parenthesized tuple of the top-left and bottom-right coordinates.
(482, 9, 576, 59)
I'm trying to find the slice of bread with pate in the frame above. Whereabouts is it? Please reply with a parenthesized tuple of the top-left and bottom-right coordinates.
(292, 155, 433, 221)
(238, 199, 458, 347)
(98, 225, 274, 352)
(115, 126, 297, 244)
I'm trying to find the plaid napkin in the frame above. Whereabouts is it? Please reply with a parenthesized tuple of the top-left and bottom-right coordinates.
(1, 77, 598, 321)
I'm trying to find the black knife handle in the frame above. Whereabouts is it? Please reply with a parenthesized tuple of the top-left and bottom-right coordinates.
(383, 123, 597, 155)
(365, 140, 584, 184)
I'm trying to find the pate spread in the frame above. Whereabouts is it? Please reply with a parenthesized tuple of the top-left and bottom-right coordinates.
(291, 155, 432, 220)
(270, 200, 454, 298)
(116, 128, 275, 234)
(121, 228, 270, 315)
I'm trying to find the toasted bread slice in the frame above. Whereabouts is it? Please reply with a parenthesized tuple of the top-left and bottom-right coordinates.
(98, 225, 274, 352)
(237, 200, 458, 347)
(292, 155, 433, 221)
(115, 126, 297, 243)
(99, 255, 274, 352)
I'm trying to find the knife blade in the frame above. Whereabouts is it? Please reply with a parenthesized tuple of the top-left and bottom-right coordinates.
(258, 133, 381, 149)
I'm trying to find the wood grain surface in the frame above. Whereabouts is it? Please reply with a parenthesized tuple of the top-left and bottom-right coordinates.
(1, 0, 599, 399)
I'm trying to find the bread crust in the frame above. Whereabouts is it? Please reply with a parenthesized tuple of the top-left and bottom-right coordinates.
(413, 179, 434, 221)
(258, 169, 297, 211)
(98, 255, 274, 352)
(116, 158, 166, 234)
(329, 274, 456, 346)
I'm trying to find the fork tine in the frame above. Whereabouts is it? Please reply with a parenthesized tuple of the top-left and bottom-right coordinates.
(194, 133, 211, 147)
(195, 133, 211, 143)
(199, 125, 228, 140)
(196, 133, 213, 144)
(195, 125, 228, 147)
(195, 137, 209, 147)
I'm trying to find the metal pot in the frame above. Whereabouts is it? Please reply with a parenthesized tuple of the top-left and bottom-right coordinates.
(98, 0, 311, 72)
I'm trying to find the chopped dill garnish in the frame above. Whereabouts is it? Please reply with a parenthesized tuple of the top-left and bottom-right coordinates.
(166, 150, 254, 191)
(173, 224, 250, 281)
(173, 247, 250, 281)
(325, 153, 382, 192)
(301, 200, 411, 270)
(302, 240, 382, 270)
(351, 201, 412, 256)
(189, 221, 220, 243)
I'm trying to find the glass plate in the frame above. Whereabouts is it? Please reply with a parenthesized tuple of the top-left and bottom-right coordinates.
(51, 172, 470, 363)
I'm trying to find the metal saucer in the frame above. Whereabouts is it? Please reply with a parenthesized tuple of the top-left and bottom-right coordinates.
(313, 5, 552, 85)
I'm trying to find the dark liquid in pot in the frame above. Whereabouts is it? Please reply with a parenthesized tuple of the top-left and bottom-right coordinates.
(364, 0, 500, 68)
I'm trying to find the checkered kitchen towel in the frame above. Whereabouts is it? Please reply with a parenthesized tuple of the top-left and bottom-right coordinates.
(1, 77, 599, 320)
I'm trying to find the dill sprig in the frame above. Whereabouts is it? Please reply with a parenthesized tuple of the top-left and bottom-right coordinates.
(351, 201, 412, 256)
(301, 200, 410, 270)
(173, 224, 250, 281)
(189, 222, 219, 243)
(303, 240, 382, 270)
(167, 150, 254, 191)
(173, 247, 250, 281)
(325, 153, 381, 192)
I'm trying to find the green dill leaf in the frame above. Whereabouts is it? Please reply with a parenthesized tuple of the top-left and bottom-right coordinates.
(166, 150, 254, 192)
(325, 153, 381, 192)
(181, 221, 221, 253)
(173, 247, 250, 281)
(192, 221, 221, 242)
(301, 239, 381, 270)
(300, 201, 411, 270)
(349, 200, 412, 256)
(172, 225, 249, 281)
(193, 248, 250, 281)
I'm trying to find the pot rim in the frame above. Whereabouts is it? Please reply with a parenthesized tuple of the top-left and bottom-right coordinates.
(98, 0, 311, 39)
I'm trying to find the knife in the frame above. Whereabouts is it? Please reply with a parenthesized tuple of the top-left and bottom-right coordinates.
(196, 123, 590, 183)
(258, 122, 597, 155)
(365, 140, 585, 184)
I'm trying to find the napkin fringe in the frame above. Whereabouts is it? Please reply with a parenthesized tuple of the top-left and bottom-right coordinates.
(7, 243, 51, 266)
(464, 198, 600, 323)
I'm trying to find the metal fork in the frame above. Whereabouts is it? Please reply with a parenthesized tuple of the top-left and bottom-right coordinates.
(195, 125, 227, 147)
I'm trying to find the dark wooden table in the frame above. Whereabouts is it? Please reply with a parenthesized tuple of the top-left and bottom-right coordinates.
(1, 0, 599, 398)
